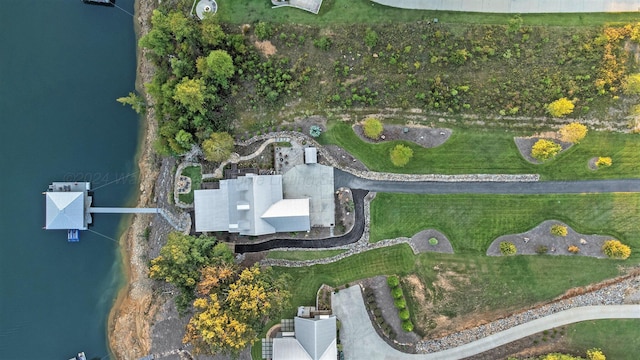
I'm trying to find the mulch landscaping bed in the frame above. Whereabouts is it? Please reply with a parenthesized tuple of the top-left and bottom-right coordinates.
(353, 124, 452, 148)
(486, 220, 612, 258)
(514, 136, 573, 164)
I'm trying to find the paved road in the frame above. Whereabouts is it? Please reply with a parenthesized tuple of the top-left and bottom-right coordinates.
(371, 0, 640, 13)
(334, 169, 640, 194)
(333, 286, 640, 360)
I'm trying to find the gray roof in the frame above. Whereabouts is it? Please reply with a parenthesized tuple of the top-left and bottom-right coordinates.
(283, 164, 335, 227)
(45, 192, 86, 230)
(194, 174, 310, 236)
(294, 316, 337, 360)
(272, 337, 312, 360)
(304, 147, 318, 164)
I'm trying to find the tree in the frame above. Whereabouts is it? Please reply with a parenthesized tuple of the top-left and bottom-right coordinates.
(623, 73, 640, 95)
(531, 139, 561, 161)
(362, 118, 383, 139)
(149, 233, 232, 312)
(547, 97, 575, 117)
(173, 77, 207, 115)
(175, 129, 194, 151)
(184, 265, 291, 356)
(559, 122, 588, 143)
(197, 50, 235, 88)
(602, 239, 631, 259)
(500, 241, 517, 255)
(199, 16, 226, 47)
(390, 144, 413, 167)
(202, 132, 234, 162)
(116, 92, 146, 114)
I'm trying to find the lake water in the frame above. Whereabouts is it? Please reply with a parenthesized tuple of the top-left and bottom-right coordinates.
(0, 0, 139, 358)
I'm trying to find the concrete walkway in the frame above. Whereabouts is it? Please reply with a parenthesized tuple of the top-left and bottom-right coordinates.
(371, 0, 640, 13)
(332, 286, 640, 360)
(335, 169, 640, 194)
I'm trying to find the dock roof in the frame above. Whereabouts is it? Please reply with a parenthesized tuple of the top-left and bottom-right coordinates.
(45, 192, 86, 230)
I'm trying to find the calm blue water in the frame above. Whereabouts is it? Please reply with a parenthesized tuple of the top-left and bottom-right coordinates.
(0, 1, 139, 359)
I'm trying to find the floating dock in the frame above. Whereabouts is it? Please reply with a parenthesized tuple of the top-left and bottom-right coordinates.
(69, 352, 87, 360)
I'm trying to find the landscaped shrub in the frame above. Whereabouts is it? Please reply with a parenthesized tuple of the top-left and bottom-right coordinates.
(254, 22, 273, 41)
(402, 320, 414, 332)
(602, 240, 631, 259)
(374, 308, 382, 317)
(568, 245, 580, 254)
(623, 73, 640, 95)
(399, 309, 410, 321)
(558, 122, 588, 143)
(391, 287, 403, 299)
(313, 36, 332, 50)
(390, 144, 414, 167)
(536, 245, 549, 254)
(394, 298, 406, 309)
(364, 28, 379, 48)
(362, 118, 383, 139)
(596, 157, 612, 167)
(551, 224, 568, 237)
(386, 275, 400, 288)
(586, 348, 606, 360)
(547, 97, 575, 117)
(531, 139, 562, 161)
(428, 237, 438, 245)
(499, 241, 517, 255)
(309, 125, 322, 138)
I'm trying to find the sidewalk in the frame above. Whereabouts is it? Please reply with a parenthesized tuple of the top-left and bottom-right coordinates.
(371, 0, 640, 13)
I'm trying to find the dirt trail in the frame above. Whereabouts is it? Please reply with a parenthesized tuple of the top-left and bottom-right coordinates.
(107, 0, 160, 358)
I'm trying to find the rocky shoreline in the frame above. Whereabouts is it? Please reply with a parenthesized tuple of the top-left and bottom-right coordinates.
(107, 0, 159, 358)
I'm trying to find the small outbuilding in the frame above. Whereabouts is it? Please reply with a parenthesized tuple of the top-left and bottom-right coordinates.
(304, 147, 318, 164)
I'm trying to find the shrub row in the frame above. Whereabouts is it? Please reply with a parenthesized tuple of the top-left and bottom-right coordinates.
(387, 276, 414, 332)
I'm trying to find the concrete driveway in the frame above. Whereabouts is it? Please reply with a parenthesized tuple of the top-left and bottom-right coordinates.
(371, 0, 640, 13)
(332, 286, 640, 360)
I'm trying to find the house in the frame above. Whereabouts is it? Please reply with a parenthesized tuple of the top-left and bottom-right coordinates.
(271, 315, 337, 360)
(44, 182, 92, 231)
(193, 174, 310, 236)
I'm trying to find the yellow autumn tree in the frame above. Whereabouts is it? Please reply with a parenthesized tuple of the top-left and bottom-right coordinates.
(531, 139, 562, 161)
(547, 97, 575, 117)
(362, 118, 383, 139)
(184, 265, 291, 356)
(558, 122, 588, 143)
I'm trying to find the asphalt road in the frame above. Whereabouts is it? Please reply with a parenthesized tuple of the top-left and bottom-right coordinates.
(334, 169, 640, 194)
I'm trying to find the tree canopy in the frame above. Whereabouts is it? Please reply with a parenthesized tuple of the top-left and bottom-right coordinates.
(184, 265, 291, 356)
(531, 139, 562, 161)
(197, 50, 235, 89)
(558, 122, 588, 143)
(149, 232, 233, 311)
(390, 144, 413, 167)
(202, 131, 234, 162)
(547, 97, 575, 117)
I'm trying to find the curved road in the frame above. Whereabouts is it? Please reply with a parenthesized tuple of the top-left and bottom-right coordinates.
(334, 169, 640, 194)
(333, 286, 640, 360)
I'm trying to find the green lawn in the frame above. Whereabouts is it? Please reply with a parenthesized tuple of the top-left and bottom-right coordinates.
(563, 320, 640, 360)
(178, 166, 202, 204)
(319, 122, 640, 180)
(267, 249, 347, 261)
(370, 193, 640, 254)
(216, 0, 640, 26)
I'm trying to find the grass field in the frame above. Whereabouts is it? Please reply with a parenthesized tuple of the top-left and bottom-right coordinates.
(267, 249, 346, 261)
(369, 193, 640, 254)
(217, 0, 640, 26)
(563, 320, 640, 360)
(319, 122, 640, 179)
(177, 166, 202, 204)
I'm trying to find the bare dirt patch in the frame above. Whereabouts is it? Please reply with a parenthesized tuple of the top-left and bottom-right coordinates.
(254, 40, 277, 57)
(353, 123, 452, 148)
(486, 220, 613, 258)
(588, 156, 599, 170)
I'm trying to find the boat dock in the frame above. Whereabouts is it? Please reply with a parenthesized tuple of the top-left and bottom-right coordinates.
(44, 182, 161, 242)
